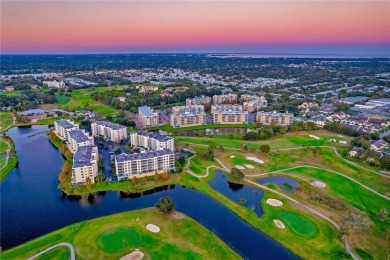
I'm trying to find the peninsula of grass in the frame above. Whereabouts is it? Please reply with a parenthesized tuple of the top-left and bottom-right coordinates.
(145, 123, 256, 132)
(0, 112, 14, 133)
(0, 136, 18, 182)
(1, 208, 241, 260)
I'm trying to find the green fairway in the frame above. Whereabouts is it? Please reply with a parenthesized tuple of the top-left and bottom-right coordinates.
(0, 112, 14, 132)
(0, 140, 9, 154)
(55, 94, 71, 105)
(146, 123, 256, 132)
(2, 208, 241, 260)
(278, 211, 318, 237)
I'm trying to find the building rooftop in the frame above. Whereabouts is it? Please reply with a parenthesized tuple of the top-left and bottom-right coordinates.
(55, 119, 77, 129)
(115, 148, 174, 163)
(135, 132, 173, 142)
(171, 112, 206, 118)
(138, 106, 157, 117)
(339, 96, 369, 104)
(73, 145, 97, 168)
(257, 111, 294, 116)
(68, 129, 90, 143)
(214, 111, 248, 115)
(93, 121, 126, 130)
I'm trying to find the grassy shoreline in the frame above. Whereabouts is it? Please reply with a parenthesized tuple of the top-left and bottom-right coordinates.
(0, 136, 18, 182)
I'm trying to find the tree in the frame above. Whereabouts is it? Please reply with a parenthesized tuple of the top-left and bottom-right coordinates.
(85, 177, 93, 191)
(218, 145, 224, 152)
(378, 207, 388, 222)
(342, 212, 371, 233)
(155, 197, 176, 214)
(260, 144, 270, 154)
(230, 168, 244, 180)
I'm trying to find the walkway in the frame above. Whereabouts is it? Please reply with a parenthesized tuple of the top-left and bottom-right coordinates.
(0, 140, 11, 172)
(27, 242, 75, 260)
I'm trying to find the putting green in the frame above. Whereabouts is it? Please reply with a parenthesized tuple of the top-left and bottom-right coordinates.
(97, 227, 142, 253)
(278, 212, 318, 237)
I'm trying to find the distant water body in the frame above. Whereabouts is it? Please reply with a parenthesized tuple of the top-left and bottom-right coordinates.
(208, 53, 389, 59)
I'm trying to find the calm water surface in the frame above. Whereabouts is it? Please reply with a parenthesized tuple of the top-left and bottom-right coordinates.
(0, 125, 297, 259)
(257, 176, 299, 194)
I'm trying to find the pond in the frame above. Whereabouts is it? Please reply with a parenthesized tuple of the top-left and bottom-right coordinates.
(257, 176, 299, 194)
(0, 125, 297, 259)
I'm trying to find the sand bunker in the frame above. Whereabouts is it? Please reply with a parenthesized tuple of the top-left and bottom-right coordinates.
(339, 140, 347, 145)
(245, 164, 254, 169)
(120, 249, 144, 260)
(337, 135, 343, 138)
(146, 224, 160, 233)
(230, 155, 235, 158)
(309, 135, 320, 140)
(273, 220, 286, 229)
(246, 157, 264, 164)
(235, 165, 245, 170)
(311, 181, 327, 188)
(266, 199, 283, 207)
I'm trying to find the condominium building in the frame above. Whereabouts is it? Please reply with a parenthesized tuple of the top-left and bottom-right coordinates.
(211, 104, 242, 114)
(43, 80, 65, 89)
(71, 145, 99, 185)
(241, 95, 268, 113)
(130, 132, 174, 151)
(67, 129, 94, 153)
(171, 105, 204, 114)
(186, 96, 211, 106)
(138, 106, 159, 127)
(115, 149, 175, 180)
(91, 121, 127, 143)
(170, 112, 206, 128)
(256, 111, 294, 126)
(54, 119, 79, 141)
(213, 111, 249, 124)
(212, 93, 238, 104)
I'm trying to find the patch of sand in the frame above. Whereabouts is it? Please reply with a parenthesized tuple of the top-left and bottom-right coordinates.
(120, 249, 144, 260)
(311, 181, 327, 188)
(146, 224, 160, 233)
(245, 164, 254, 169)
(266, 198, 283, 207)
(337, 135, 343, 138)
(339, 140, 347, 145)
(309, 135, 320, 140)
(235, 165, 245, 170)
(230, 155, 235, 158)
(246, 157, 264, 164)
(273, 219, 285, 229)
(168, 211, 185, 220)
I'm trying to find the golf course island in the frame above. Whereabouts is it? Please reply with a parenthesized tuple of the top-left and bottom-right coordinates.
(1, 208, 241, 259)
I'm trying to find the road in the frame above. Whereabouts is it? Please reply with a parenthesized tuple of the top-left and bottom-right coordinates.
(27, 242, 75, 260)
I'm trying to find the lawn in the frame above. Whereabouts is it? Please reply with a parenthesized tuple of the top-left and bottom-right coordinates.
(0, 136, 18, 182)
(0, 140, 9, 154)
(278, 211, 318, 237)
(0, 112, 14, 132)
(146, 123, 256, 132)
(1, 208, 241, 260)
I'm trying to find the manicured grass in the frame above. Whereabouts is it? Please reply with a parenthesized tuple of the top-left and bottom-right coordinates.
(0, 157, 6, 168)
(2, 208, 241, 260)
(0, 90, 20, 95)
(0, 140, 9, 154)
(0, 136, 17, 182)
(146, 123, 256, 132)
(55, 94, 71, 105)
(278, 211, 318, 237)
(0, 112, 14, 132)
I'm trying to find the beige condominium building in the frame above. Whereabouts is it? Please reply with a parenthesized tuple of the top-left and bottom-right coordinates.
(67, 129, 94, 154)
(241, 95, 268, 113)
(130, 132, 175, 151)
(91, 121, 127, 143)
(256, 111, 294, 126)
(43, 80, 65, 89)
(115, 149, 175, 180)
(54, 119, 79, 141)
(71, 145, 99, 185)
(211, 104, 242, 114)
(213, 111, 249, 124)
(212, 93, 238, 104)
(171, 105, 204, 114)
(138, 106, 159, 127)
(186, 96, 211, 106)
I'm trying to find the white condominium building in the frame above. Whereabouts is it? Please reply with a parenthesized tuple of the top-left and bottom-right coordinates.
(130, 132, 174, 151)
(171, 105, 204, 114)
(138, 106, 159, 127)
(54, 119, 79, 141)
(67, 129, 94, 153)
(241, 95, 268, 113)
(71, 145, 99, 185)
(256, 111, 294, 126)
(91, 121, 127, 143)
(213, 111, 249, 124)
(212, 93, 238, 104)
(115, 149, 175, 180)
(186, 96, 211, 106)
(43, 80, 65, 89)
(211, 104, 242, 114)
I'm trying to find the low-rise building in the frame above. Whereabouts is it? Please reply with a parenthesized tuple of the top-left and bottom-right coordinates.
(72, 145, 99, 185)
(213, 93, 238, 104)
(91, 121, 127, 142)
(256, 111, 294, 126)
(170, 112, 206, 128)
(211, 104, 242, 114)
(138, 106, 159, 127)
(54, 119, 79, 140)
(242, 100, 268, 113)
(130, 132, 174, 151)
(172, 105, 204, 114)
(43, 80, 65, 89)
(370, 139, 388, 151)
(213, 111, 249, 124)
(186, 96, 211, 106)
(67, 129, 94, 153)
(349, 146, 363, 157)
(115, 149, 175, 180)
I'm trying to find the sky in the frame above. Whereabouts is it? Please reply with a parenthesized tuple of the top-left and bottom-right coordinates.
(1, 1, 389, 56)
